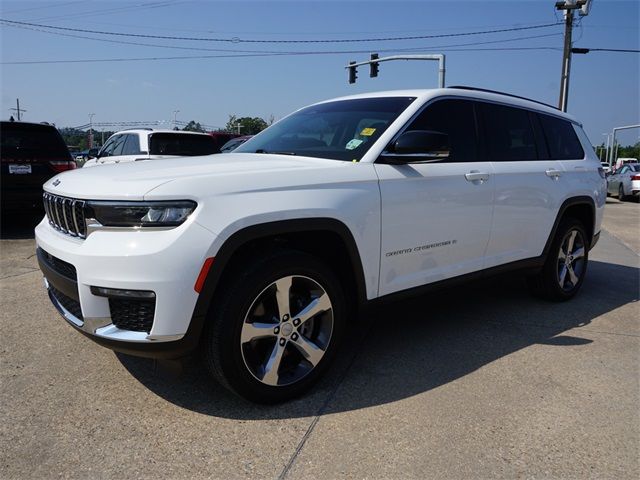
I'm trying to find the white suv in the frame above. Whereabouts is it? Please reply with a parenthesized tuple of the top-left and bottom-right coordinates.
(36, 88, 606, 403)
(83, 129, 218, 167)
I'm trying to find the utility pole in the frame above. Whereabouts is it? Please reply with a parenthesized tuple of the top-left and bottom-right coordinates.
(556, 0, 590, 112)
(88, 113, 95, 149)
(235, 122, 243, 135)
(9, 98, 26, 120)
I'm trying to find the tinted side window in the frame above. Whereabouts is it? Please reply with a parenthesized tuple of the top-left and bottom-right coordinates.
(404, 99, 478, 162)
(121, 134, 141, 155)
(481, 103, 537, 161)
(538, 114, 584, 160)
(111, 135, 127, 156)
(99, 136, 119, 157)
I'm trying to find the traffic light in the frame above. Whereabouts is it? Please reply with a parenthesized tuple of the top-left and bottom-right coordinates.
(348, 61, 358, 84)
(370, 53, 379, 78)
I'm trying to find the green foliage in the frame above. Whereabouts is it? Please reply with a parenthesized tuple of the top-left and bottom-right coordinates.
(225, 115, 269, 135)
(617, 141, 640, 159)
(58, 127, 114, 151)
(182, 120, 206, 133)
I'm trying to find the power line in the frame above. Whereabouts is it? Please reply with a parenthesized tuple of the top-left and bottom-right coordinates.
(586, 48, 640, 53)
(30, 1, 186, 23)
(0, 20, 562, 56)
(1, 1, 84, 15)
(0, 18, 562, 44)
(1, 47, 562, 66)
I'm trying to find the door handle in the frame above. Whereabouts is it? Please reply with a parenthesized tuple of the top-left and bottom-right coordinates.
(545, 169, 562, 178)
(465, 171, 490, 183)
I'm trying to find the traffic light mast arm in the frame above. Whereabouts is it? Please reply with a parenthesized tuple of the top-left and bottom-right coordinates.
(344, 54, 446, 87)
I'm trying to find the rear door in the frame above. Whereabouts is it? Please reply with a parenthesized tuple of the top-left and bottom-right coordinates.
(375, 98, 495, 296)
(481, 104, 569, 267)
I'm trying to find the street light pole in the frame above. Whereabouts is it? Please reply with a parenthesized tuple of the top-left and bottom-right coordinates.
(173, 110, 180, 130)
(607, 124, 640, 167)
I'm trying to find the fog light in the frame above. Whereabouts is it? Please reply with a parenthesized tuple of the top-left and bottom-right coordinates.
(90, 286, 156, 299)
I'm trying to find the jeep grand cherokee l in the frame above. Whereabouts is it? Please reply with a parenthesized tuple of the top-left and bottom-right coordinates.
(36, 87, 606, 403)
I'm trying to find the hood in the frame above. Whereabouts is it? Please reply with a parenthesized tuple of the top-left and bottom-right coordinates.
(43, 153, 348, 200)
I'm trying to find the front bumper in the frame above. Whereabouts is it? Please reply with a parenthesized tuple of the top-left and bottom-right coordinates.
(36, 217, 217, 358)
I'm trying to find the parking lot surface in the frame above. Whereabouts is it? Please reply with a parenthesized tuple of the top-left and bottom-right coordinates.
(1, 200, 638, 479)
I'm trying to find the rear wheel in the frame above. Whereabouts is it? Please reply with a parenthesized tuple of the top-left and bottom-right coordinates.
(527, 219, 589, 301)
(202, 250, 346, 403)
(618, 184, 626, 201)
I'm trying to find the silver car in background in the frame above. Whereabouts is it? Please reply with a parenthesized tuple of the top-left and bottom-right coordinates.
(607, 163, 640, 201)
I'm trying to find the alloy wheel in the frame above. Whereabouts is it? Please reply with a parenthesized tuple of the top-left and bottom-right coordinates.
(239, 275, 334, 387)
(556, 229, 586, 292)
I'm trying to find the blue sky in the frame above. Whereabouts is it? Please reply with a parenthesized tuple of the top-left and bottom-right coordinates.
(1, 0, 638, 147)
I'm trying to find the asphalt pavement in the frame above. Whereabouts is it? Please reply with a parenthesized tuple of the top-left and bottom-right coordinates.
(1, 199, 638, 479)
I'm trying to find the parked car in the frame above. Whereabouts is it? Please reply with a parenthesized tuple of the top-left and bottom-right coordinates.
(1, 121, 75, 216)
(36, 87, 605, 403)
(613, 157, 638, 172)
(220, 135, 253, 153)
(83, 129, 218, 167)
(607, 163, 640, 201)
(600, 162, 611, 176)
(75, 148, 100, 162)
(209, 132, 240, 152)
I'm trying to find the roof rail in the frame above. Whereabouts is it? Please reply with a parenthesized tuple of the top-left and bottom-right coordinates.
(447, 86, 558, 111)
(119, 127, 154, 132)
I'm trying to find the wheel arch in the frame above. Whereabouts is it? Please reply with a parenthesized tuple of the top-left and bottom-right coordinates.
(191, 217, 368, 326)
(542, 196, 596, 258)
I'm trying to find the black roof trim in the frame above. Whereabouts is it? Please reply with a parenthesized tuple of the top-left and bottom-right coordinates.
(447, 86, 559, 111)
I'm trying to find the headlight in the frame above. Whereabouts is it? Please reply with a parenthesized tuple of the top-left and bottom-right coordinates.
(86, 200, 197, 227)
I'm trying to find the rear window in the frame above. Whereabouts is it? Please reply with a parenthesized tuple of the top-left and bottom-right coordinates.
(538, 114, 584, 160)
(1, 123, 70, 159)
(149, 133, 217, 156)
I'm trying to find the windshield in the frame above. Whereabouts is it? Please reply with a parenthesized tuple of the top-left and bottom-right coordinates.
(234, 97, 416, 161)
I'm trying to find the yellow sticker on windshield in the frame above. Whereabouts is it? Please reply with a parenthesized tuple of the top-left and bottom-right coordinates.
(360, 127, 376, 136)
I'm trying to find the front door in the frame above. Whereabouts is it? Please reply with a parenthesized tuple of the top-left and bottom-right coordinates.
(375, 98, 495, 296)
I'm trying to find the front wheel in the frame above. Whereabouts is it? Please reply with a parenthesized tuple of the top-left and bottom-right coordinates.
(202, 250, 346, 403)
(527, 219, 589, 301)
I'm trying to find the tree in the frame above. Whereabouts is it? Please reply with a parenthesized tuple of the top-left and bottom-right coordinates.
(225, 115, 269, 135)
(182, 120, 205, 133)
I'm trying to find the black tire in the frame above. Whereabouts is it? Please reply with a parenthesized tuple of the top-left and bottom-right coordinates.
(202, 249, 346, 403)
(618, 184, 626, 201)
(527, 219, 589, 301)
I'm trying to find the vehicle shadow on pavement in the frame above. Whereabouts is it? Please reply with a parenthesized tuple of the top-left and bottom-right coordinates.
(117, 259, 639, 419)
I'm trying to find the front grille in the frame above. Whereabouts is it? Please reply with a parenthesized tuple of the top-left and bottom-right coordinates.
(39, 248, 77, 280)
(109, 298, 155, 333)
(50, 285, 84, 320)
(43, 192, 86, 238)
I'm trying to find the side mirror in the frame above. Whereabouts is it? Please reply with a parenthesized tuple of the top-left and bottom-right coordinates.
(379, 130, 450, 164)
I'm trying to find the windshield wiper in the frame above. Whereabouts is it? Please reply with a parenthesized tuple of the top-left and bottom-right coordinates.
(255, 149, 297, 156)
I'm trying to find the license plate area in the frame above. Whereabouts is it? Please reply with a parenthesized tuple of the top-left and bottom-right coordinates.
(9, 164, 32, 174)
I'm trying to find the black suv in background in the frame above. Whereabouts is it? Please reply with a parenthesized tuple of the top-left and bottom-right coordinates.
(1, 121, 75, 218)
